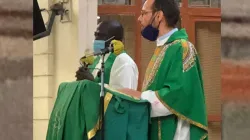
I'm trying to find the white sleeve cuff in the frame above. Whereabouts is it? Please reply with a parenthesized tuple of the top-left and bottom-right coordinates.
(141, 90, 172, 117)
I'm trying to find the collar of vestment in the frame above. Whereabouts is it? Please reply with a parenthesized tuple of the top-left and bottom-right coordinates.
(157, 28, 189, 47)
(103, 52, 111, 61)
(157, 28, 178, 47)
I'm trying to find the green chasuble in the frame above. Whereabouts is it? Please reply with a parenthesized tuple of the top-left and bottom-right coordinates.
(46, 80, 150, 140)
(142, 29, 208, 140)
(46, 80, 101, 140)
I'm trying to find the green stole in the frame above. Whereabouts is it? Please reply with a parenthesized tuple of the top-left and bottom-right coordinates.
(89, 52, 118, 84)
(93, 87, 150, 140)
(142, 29, 208, 140)
(46, 80, 150, 140)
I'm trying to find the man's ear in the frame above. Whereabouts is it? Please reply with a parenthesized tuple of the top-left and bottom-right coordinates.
(157, 11, 164, 22)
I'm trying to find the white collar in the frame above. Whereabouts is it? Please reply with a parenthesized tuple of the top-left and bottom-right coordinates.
(156, 36, 170, 47)
(156, 28, 178, 47)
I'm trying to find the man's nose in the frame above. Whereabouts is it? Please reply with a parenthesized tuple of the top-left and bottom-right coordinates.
(137, 15, 142, 22)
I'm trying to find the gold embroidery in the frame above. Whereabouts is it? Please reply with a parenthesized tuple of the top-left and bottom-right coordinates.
(142, 47, 165, 91)
(200, 133, 208, 140)
(155, 92, 208, 131)
(87, 92, 113, 139)
(104, 92, 113, 113)
(182, 40, 197, 72)
(158, 119, 161, 140)
(142, 40, 182, 91)
(87, 121, 100, 139)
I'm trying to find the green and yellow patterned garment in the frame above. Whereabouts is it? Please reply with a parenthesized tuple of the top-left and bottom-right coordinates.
(142, 29, 208, 140)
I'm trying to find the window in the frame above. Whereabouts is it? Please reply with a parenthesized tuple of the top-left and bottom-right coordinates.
(189, 0, 210, 7)
(189, 0, 221, 8)
(98, 0, 135, 5)
(141, 0, 182, 7)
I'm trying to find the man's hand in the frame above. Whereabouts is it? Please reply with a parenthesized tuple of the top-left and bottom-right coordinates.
(111, 40, 124, 56)
(118, 88, 141, 99)
(75, 66, 94, 81)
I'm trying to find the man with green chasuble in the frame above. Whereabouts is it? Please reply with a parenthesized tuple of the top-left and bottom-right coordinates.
(119, 0, 208, 140)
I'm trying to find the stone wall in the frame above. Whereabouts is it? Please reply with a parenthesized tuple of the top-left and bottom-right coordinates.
(221, 0, 250, 139)
(0, 0, 33, 139)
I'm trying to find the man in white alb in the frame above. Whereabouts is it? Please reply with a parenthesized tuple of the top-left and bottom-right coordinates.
(75, 20, 138, 90)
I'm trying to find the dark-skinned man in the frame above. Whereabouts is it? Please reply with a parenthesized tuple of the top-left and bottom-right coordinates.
(75, 20, 138, 90)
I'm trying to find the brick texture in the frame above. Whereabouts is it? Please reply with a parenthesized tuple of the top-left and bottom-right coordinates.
(221, 61, 250, 101)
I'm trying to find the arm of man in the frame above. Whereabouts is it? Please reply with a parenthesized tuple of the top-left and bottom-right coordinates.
(141, 90, 173, 117)
(120, 45, 185, 118)
(141, 46, 184, 117)
(109, 53, 139, 90)
(117, 88, 173, 117)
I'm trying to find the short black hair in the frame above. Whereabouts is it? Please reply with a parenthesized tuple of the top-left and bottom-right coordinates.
(96, 20, 124, 41)
(153, 0, 180, 28)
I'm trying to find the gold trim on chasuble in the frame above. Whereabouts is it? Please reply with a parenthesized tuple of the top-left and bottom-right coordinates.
(200, 134, 208, 140)
(142, 40, 182, 91)
(158, 119, 162, 140)
(87, 92, 113, 139)
(155, 92, 208, 140)
(182, 40, 197, 72)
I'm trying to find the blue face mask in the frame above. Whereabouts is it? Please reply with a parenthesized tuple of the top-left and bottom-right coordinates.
(93, 36, 114, 53)
(141, 14, 160, 41)
(141, 25, 159, 41)
(93, 40, 105, 53)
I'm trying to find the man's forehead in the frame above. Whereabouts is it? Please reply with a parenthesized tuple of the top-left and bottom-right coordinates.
(142, 0, 154, 10)
(95, 24, 109, 38)
(95, 29, 107, 36)
(96, 25, 108, 34)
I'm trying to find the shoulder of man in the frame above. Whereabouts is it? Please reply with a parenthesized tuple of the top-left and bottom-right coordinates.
(114, 52, 137, 66)
(180, 39, 198, 60)
(179, 39, 199, 72)
(164, 39, 197, 57)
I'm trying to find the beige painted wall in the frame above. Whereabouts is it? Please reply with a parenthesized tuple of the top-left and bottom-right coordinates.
(33, 1, 53, 140)
(33, 0, 97, 140)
